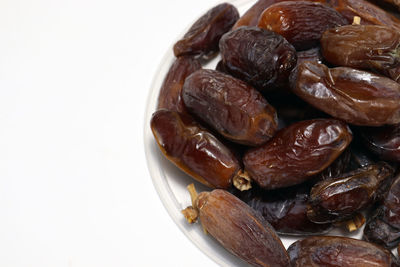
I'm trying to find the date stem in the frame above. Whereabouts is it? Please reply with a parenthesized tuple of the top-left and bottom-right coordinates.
(233, 170, 252, 191)
(352, 16, 361, 25)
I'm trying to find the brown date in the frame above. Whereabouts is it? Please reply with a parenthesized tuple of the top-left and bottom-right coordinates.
(258, 1, 348, 51)
(360, 124, 400, 162)
(243, 119, 352, 190)
(364, 174, 400, 248)
(173, 3, 239, 58)
(321, 25, 400, 83)
(232, 0, 285, 29)
(157, 56, 201, 113)
(182, 69, 278, 146)
(312, 0, 400, 31)
(363, 209, 400, 249)
(290, 61, 400, 126)
(307, 162, 395, 224)
(288, 236, 399, 267)
(219, 26, 297, 91)
(231, 183, 332, 236)
(184, 188, 291, 267)
(150, 109, 242, 189)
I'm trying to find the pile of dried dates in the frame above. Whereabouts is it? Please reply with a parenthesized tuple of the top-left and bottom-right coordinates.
(150, 0, 400, 266)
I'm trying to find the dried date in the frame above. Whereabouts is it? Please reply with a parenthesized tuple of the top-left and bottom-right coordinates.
(290, 61, 400, 126)
(364, 174, 400, 248)
(321, 25, 400, 82)
(307, 162, 395, 224)
(313, 0, 400, 31)
(243, 119, 352, 190)
(232, 183, 332, 236)
(157, 56, 201, 113)
(288, 236, 399, 267)
(183, 187, 291, 267)
(150, 109, 245, 189)
(173, 3, 239, 58)
(182, 69, 278, 146)
(219, 26, 297, 91)
(258, 1, 347, 50)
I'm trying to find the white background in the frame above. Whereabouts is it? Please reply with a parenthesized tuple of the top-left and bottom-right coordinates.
(0, 0, 227, 266)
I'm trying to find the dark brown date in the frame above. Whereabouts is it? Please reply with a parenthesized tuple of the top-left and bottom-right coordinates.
(312, 0, 400, 31)
(363, 208, 400, 249)
(321, 25, 400, 82)
(232, 183, 332, 236)
(232, 0, 285, 29)
(173, 3, 239, 58)
(219, 26, 297, 91)
(363, 174, 400, 248)
(307, 162, 395, 223)
(150, 109, 240, 188)
(187, 189, 291, 267)
(360, 124, 400, 162)
(288, 236, 399, 267)
(182, 69, 278, 146)
(157, 56, 201, 113)
(258, 1, 347, 50)
(290, 61, 400, 126)
(243, 119, 352, 189)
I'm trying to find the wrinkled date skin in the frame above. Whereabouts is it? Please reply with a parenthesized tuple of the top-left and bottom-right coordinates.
(150, 110, 240, 189)
(173, 3, 239, 58)
(257, 1, 347, 50)
(312, 0, 400, 31)
(290, 61, 400, 126)
(364, 174, 400, 248)
(182, 69, 278, 146)
(243, 119, 352, 189)
(307, 162, 395, 224)
(231, 184, 332, 235)
(288, 236, 399, 267)
(196, 189, 291, 267)
(321, 25, 400, 83)
(157, 56, 201, 113)
(232, 0, 286, 29)
(360, 124, 400, 162)
(219, 26, 297, 91)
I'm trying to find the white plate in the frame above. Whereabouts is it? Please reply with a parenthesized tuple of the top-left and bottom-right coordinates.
(143, 0, 364, 266)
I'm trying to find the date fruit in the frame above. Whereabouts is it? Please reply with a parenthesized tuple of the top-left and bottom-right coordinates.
(313, 0, 400, 31)
(184, 187, 291, 267)
(258, 1, 347, 50)
(182, 69, 278, 146)
(360, 124, 400, 162)
(307, 162, 395, 223)
(219, 26, 297, 91)
(290, 61, 400, 126)
(173, 3, 239, 58)
(321, 25, 400, 82)
(150, 109, 243, 189)
(288, 236, 399, 267)
(157, 56, 201, 113)
(364, 174, 400, 248)
(232, 183, 332, 236)
(243, 119, 352, 189)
